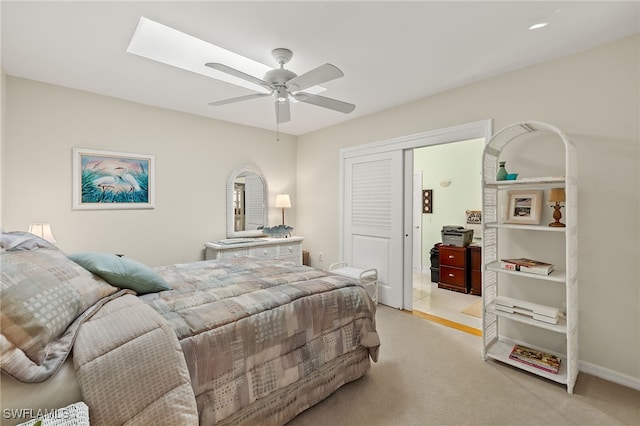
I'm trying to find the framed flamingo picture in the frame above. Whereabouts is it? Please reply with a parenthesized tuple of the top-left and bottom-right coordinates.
(72, 148, 155, 210)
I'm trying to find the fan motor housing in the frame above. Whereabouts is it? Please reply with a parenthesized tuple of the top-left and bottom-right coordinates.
(264, 68, 297, 86)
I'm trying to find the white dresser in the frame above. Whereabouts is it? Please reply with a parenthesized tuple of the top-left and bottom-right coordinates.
(204, 236, 304, 265)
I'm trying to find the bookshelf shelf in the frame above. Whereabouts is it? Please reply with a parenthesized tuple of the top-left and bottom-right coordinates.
(481, 121, 578, 393)
(486, 303, 567, 333)
(486, 262, 566, 282)
(485, 340, 568, 385)
(485, 223, 566, 232)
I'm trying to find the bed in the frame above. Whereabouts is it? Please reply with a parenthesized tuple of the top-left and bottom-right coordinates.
(0, 231, 380, 425)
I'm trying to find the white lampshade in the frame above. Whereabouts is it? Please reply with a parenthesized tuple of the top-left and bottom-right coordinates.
(28, 223, 56, 243)
(275, 194, 292, 209)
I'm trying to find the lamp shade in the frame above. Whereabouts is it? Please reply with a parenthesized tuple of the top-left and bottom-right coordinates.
(548, 188, 566, 203)
(275, 194, 292, 208)
(28, 223, 56, 243)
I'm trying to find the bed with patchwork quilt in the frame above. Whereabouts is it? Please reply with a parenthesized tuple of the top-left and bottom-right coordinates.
(1, 231, 379, 425)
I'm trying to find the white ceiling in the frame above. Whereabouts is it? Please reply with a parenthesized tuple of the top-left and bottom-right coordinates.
(2, 1, 638, 136)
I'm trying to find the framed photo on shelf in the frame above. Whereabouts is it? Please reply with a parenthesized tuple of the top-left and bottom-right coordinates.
(504, 189, 542, 225)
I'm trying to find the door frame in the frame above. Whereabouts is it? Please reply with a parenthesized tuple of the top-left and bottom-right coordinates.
(340, 119, 492, 309)
(413, 170, 423, 272)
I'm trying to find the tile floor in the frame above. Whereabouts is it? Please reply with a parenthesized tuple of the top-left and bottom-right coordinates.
(412, 270, 482, 330)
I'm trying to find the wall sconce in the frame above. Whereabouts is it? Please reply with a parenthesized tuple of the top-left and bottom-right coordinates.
(275, 194, 291, 225)
(548, 188, 566, 227)
(28, 223, 56, 242)
(438, 179, 451, 187)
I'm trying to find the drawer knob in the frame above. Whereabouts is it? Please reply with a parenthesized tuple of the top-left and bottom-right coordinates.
(448, 255, 455, 259)
(263, 250, 268, 255)
(448, 273, 455, 277)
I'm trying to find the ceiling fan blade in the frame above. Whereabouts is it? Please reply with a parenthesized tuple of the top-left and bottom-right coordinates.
(275, 100, 291, 123)
(286, 63, 344, 92)
(205, 63, 273, 91)
(208, 92, 271, 106)
(292, 92, 355, 114)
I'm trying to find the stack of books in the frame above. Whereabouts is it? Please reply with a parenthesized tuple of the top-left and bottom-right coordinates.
(500, 258, 554, 275)
(509, 344, 561, 374)
(494, 296, 559, 324)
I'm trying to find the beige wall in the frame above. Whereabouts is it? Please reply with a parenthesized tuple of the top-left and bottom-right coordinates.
(1, 68, 5, 227)
(1, 35, 638, 386)
(296, 35, 640, 383)
(2, 77, 297, 266)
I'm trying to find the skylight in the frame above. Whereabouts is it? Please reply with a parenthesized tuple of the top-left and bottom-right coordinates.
(127, 17, 324, 96)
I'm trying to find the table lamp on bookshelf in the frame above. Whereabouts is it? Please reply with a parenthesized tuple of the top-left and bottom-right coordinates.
(548, 188, 566, 227)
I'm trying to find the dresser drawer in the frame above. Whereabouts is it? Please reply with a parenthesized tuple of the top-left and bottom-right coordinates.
(250, 245, 279, 259)
(278, 242, 301, 257)
(218, 248, 250, 259)
(439, 246, 467, 268)
(439, 265, 466, 286)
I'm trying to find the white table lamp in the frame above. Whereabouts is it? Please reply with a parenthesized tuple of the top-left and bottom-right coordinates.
(29, 223, 56, 242)
(275, 194, 291, 225)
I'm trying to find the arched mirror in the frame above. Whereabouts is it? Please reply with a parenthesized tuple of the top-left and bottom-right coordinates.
(226, 164, 268, 238)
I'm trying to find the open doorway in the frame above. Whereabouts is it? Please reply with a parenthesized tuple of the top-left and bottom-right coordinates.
(340, 119, 492, 309)
(411, 138, 484, 331)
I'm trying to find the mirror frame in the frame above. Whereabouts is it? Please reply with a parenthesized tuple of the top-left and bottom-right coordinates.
(226, 164, 268, 238)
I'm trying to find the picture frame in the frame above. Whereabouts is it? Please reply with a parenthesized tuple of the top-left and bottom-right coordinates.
(72, 148, 155, 210)
(422, 189, 433, 213)
(504, 190, 542, 225)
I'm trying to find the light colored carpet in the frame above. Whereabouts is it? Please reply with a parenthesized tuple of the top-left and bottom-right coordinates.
(460, 298, 483, 318)
(289, 305, 639, 426)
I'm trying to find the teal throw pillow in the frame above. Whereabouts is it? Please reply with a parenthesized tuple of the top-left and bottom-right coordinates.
(68, 252, 171, 295)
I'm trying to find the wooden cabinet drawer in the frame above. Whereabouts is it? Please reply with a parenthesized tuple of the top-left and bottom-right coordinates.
(439, 265, 466, 286)
(439, 246, 467, 268)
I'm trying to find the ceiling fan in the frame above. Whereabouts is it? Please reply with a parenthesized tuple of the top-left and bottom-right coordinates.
(205, 48, 355, 123)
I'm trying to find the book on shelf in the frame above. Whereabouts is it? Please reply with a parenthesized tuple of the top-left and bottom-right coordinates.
(500, 258, 554, 275)
(509, 344, 561, 374)
(494, 296, 559, 324)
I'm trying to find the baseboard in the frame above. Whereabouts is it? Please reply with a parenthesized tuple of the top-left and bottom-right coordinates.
(579, 360, 640, 391)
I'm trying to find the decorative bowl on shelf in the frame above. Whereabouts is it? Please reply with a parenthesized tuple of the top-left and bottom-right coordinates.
(260, 225, 293, 238)
(505, 173, 519, 180)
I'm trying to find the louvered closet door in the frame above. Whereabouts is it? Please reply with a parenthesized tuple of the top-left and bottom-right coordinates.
(344, 151, 404, 308)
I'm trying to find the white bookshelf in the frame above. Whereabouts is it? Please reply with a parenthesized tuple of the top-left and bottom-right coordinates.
(481, 121, 578, 393)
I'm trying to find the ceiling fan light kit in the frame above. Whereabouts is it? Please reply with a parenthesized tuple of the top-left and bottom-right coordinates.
(205, 48, 355, 124)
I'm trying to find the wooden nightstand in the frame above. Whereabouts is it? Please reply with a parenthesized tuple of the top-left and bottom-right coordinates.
(438, 245, 469, 293)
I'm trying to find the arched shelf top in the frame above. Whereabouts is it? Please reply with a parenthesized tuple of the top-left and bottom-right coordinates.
(485, 120, 575, 153)
(483, 121, 577, 186)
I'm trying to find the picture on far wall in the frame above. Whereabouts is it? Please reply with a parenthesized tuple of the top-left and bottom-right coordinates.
(72, 148, 155, 210)
(422, 189, 433, 213)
